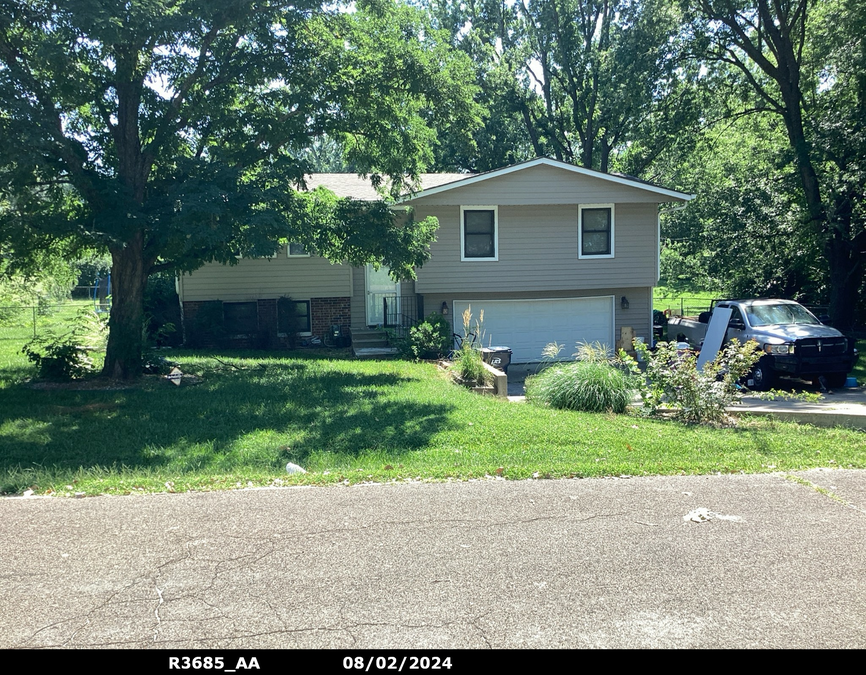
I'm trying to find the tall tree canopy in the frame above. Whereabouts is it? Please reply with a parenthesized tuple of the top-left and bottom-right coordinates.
(428, 0, 700, 174)
(684, 0, 866, 328)
(0, 0, 480, 377)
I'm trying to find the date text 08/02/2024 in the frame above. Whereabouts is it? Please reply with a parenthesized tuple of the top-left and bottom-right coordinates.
(343, 656, 453, 671)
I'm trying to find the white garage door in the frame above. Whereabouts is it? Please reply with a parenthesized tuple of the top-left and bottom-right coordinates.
(453, 296, 614, 364)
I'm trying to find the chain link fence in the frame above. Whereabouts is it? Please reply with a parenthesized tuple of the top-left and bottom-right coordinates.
(653, 295, 714, 318)
(0, 293, 108, 345)
(655, 294, 830, 320)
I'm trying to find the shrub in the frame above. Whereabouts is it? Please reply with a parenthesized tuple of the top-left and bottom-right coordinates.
(627, 339, 762, 424)
(22, 308, 108, 380)
(526, 360, 634, 413)
(398, 313, 451, 359)
(143, 271, 182, 347)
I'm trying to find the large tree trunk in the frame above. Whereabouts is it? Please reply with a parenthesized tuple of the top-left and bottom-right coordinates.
(825, 228, 863, 332)
(102, 230, 149, 379)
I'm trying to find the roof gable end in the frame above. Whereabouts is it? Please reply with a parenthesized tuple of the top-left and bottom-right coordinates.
(397, 157, 694, 204)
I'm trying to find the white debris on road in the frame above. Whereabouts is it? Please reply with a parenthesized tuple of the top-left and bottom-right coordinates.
(684, 507, 743, 523)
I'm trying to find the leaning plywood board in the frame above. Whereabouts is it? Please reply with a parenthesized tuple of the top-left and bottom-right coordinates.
(696, 306, 732, 371)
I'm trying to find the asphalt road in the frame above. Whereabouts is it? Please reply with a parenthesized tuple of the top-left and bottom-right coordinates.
(2, 470, 865, 650)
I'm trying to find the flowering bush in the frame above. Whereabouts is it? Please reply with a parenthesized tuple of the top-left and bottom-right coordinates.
(624, 339, 762, 424)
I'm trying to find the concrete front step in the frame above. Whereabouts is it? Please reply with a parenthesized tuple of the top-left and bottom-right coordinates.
(351, 329, 390, 349)
(352, 339, 390, 350)
(353, 336, 389, 344)
(350, 328, 394, 356)
(353, 347, 400, 359)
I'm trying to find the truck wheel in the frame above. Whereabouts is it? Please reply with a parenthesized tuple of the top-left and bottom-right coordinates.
(825, 372, 848, 389)
(747, 361, 775, 391)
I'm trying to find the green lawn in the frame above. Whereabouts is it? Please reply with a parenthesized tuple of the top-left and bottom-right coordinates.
(653, 286, 718, 317)
(1, 347, 864, 496)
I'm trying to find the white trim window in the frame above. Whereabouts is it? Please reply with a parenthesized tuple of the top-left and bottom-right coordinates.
(579, 204, 614, 259)
(460, 205, 498, 261)
(287, 242, 310, 257)
(278, 298, 312, 336)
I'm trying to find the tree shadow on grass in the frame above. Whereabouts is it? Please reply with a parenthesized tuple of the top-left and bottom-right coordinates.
(0, 364, 37, 387)
(0, 356, 457, 488)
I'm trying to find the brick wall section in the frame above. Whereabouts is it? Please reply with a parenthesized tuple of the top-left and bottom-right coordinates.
(311, 297, 351, 338)
(181, 301, 210, 346)
(182, 300, 204, 324)
(183, 297, 351, 347)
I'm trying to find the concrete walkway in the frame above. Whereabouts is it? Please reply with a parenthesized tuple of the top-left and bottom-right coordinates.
(737, 385, 866, 430)
(505, 363, 866, 429)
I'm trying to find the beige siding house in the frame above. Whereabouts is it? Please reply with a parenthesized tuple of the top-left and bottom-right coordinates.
(178, 158, 693, 361)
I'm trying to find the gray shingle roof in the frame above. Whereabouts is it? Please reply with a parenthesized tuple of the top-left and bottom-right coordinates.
(303, 173, 470, 201)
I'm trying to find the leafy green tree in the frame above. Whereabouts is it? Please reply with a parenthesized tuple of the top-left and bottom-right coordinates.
(0, 0, 480, 378)
(423, 0, 535, 171)
(429, 0, 699, 173)
(657, 112, 820, 300)
(687, 0, 866, 328)
(0, 242, 78, 315)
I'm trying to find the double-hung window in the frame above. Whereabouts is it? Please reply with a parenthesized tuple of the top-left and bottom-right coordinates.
(278, 298, 311, 335)
(579, 204, 614, 258)
(461, 206, 498, 261)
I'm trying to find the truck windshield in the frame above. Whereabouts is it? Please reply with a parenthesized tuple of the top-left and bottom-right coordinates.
(747, 303, 821, 327)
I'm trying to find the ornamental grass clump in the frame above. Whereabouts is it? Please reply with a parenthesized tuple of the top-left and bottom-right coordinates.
(451, 306, 492, 386)
(526, 360, 634, 413)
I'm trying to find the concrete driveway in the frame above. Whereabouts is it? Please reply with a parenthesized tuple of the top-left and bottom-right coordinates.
(2, 471, 865, 650)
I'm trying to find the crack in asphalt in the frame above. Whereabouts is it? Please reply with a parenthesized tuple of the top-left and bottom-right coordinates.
(19, 576, 144, 648)
(338, 602, 449, 647)
(211, 545, 276, 576)
(470, 614, 493, 649)
(262, 597, 290, 634)
(153, 584, 164, 642)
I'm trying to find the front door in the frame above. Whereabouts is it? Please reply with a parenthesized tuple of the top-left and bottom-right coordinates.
(365, 264, 400, 326)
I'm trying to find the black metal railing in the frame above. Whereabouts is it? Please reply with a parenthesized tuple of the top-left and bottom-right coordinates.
(381, 294, 423, 332)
